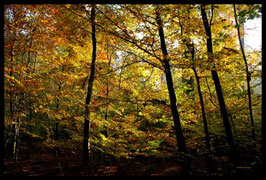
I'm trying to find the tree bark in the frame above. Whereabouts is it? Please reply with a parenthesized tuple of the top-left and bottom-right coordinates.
(201, 4, 237, 157)
(233, 4, 255, 141)
(83, 4, 97, 167)
(9, 39, 20, 163)
(25, 32, 34, 134)
(185, 39, 210, 149)
(55, 84, 61, 140)
(0, 102, 3, 175)
(192, 67, 210, 149)
(55, 66, 64, 140)
(262, 77, 266, 175)
(13, 95, 21, 163)
(105, 54, 112, 121)
(156, 9, 187, 153)
(1, 40, 4, 173)
(13, 117, 20, 163)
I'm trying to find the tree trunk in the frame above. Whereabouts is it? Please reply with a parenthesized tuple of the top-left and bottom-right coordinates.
(105, 54, 112, 121)
(233, 4, 255, 141)
(55, 67, 63, 140)
(156, 9, 187, 153)
(0, 102, 3, 175)
(0, 56, 4, 173)
(201, 4, 237, 157)
(9, 40, 20, 163)
(25, 35, 34, 134)
(83, 5, 97, 167)
(55, 96, 60, 140)
(262, 82, 266, 175)
(13, 95, 21, 163)
(118, 59, 123, 91)
(13, 118, 20, 163)
(192, 67, 210, 150)
(184, 38, 210, 150)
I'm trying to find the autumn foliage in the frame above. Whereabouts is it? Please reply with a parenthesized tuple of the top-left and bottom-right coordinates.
(3, 4, 262, 176)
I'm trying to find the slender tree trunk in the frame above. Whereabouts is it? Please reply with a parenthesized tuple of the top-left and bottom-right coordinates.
(156, 9, 187, 153)
(184, 38, 210, 150)
(26, 36, 33, 134)
(189, 44, 213, 173)
(9, 40, 20, 163)
(105, 90, 109, 121)
(1, 29, 5, 171)
(55, 91, 60, 140)
(7, 40, 15, 157)
(1, 22, 4, 173)
(192, 67, 210, 150)
(105, 55, 112, 121)
(233, 4, 255, 141)
(262, 83, 266, 175)
(0, 93, 3, 175)
(13, 119, 20, 163)
(201, 4, 237, 157)
(118, 59, 123, 91)
(83, 5, 97, 167)
(13, 95, 21, 163)
(55, 67, 64, 140)
(0, 66, 3, 175)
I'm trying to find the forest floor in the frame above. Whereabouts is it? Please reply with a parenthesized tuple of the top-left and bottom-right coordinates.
(4, 141, 263, 176)
(4, 150, 187, 176)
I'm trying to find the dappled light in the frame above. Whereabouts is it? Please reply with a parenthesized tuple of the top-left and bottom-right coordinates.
(3, 4, 262, 176)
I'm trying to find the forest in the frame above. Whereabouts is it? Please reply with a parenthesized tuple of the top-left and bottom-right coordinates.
(3, 4, 264, 176)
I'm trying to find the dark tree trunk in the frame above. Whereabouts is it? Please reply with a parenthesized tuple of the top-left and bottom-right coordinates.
(156, 9, 187, 153)
(0, 115, 3, 175)
(55, 67, 63, 140)
(262, 75, 265, 174)
(8, 40, 15, 157)
(13, 116, 20, 163)
(233, 4, 255, 141)
(9, 40, 20, 163)
(105, 55, 112, 121)
(1, 48, 4, 175)
(83, 5, 97, 167)
(201, 4, 237, 157)
(1, 6, 4, 170)
(184, 38, 210, 150)
(192, 67, 210, 150)
(25, 35, 34, 134)
(55, 97, 60, 140)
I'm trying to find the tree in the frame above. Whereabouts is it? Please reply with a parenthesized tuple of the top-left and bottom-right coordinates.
(91, 4, 189, 153)
(200, 4, 237, 157)
(233, 4, 258, 141)
(83, 4, 97, 167)
(262, 69, 265, 174)
(1, 5, 4, 171)
(155, 6, 187, 153)
(190, 42, 210, 150)
(3, 4, 262, 175)
(175, 6, 210, 150)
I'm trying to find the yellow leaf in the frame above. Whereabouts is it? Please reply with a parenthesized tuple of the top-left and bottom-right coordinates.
(100, 134, 107, 141)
